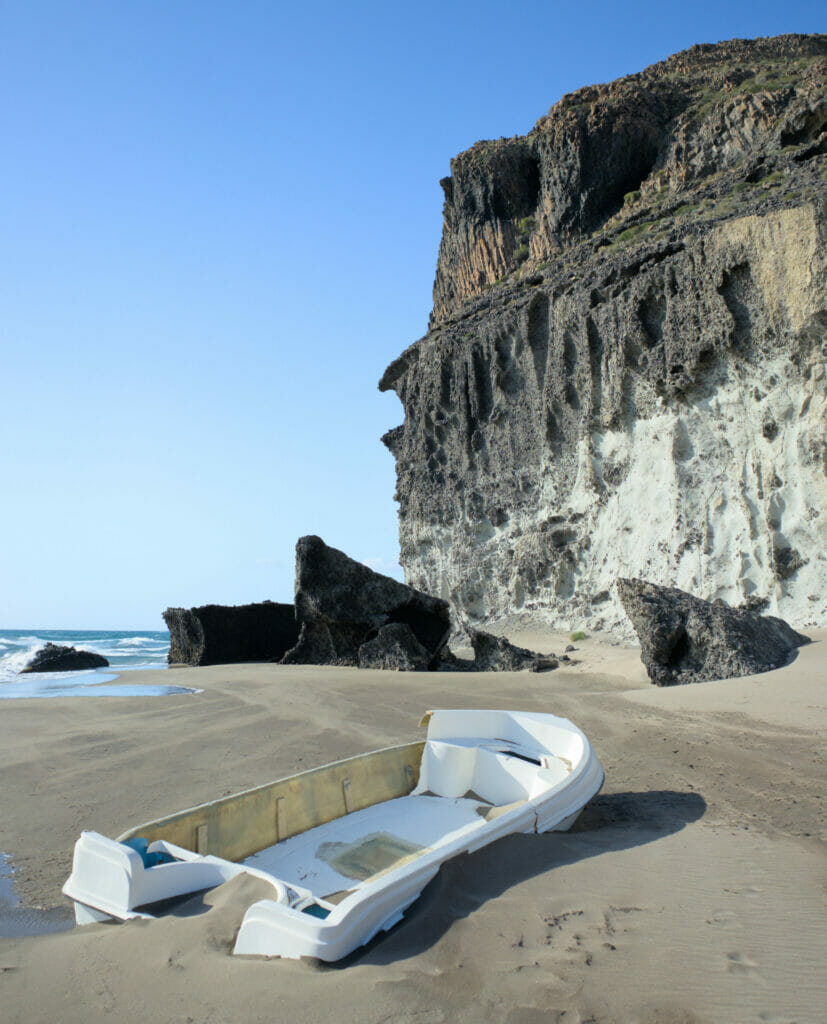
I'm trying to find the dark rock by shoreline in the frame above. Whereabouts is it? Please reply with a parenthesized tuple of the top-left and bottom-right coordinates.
(281, 535, 451, 670)
(617, 577, 811, 685)
(279, 534, 558, 673)
(439, 626, 558, 672)
(21, 643, 109, 674)
(163, 602, 299, 667)
(357, 622, 432, 671)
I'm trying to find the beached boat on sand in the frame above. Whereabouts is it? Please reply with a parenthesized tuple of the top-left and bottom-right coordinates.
(63, 709, 603, 961)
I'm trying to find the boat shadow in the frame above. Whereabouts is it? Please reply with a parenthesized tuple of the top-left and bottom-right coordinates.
(323, 788, 706, 969)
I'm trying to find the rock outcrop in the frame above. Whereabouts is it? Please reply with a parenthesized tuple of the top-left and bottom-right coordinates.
(163, 602, 299, 666)
(357, 622, 432, 671)
(281, 536, 451, 669)
(380, 35, 827, 633)
(617, 577, 810, 684)
(461, 627, 559, 672)
(21, 643, 109, 674)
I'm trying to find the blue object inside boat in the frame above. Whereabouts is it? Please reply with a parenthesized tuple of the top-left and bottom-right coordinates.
(301, 902, 330, 919)
(123, 837, 176, 868)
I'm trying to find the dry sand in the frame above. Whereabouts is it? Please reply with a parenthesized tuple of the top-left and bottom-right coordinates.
(0, 628, 824, 1024)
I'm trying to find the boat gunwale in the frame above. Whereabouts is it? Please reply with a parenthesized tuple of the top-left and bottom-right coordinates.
(117, 740, 427, 856)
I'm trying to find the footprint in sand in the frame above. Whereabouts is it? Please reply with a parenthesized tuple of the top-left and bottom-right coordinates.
(540, 908, 625, 971)
(704, 908, 741, 930)
(723, 884, 762, 895)
(726, 950, 759, 975)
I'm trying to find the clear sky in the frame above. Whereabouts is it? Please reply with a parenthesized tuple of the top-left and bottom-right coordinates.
(2, 1, 823, 629)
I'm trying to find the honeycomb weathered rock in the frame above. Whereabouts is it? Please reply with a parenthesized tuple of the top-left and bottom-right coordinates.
(381, 34, 827, 633)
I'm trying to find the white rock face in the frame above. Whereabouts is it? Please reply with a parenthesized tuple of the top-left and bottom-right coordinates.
(387, 206, 827, 635)
(521, 351, 824, 633)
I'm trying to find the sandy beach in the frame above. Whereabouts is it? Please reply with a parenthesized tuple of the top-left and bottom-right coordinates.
(0, 627, 824, 1024)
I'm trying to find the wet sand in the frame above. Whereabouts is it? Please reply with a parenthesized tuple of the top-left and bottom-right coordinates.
(0, 628, 824, 1023)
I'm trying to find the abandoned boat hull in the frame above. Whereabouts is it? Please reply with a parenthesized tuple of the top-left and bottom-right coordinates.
(63, 709, 603, 960)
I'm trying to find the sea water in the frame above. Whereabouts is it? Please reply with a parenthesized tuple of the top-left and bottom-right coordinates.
(0, 852, 74, 937)
(0, 633, 200, 938)
(0, 629, 197, 698)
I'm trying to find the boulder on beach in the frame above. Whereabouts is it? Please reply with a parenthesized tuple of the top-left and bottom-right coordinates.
(616, 577, 810, 686)
(357, 622, 432, 671)
(443, 626, 559, 672)
(281, 535, 451, 670)
(163, 601, 299, 667)
(21, 643, 109, 674)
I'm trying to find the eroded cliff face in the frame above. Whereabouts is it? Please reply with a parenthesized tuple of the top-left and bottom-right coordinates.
(381, 35, 827, 632)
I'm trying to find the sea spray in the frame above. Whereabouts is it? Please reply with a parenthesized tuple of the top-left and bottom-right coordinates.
(0, 629, 198, 698)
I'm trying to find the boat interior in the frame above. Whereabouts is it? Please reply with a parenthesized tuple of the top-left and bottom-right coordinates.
(117, 734, 575, 916)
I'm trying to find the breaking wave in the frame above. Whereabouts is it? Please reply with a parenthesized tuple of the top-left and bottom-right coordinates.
(0, 629, 178, 697)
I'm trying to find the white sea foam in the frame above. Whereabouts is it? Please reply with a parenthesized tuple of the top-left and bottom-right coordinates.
(0, 644, 43, 679)
(0, 675, 199, 699)
(72, 644, 108, 656)
(0, 629, 171, 691)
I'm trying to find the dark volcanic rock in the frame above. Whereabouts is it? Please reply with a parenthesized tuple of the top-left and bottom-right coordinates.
(281, 535, 451, 669)
(358, 622, 431, 671)
(21, 643, 109, 674)
(163, 602, 299, 667)
(463, 627, 558, 672)
(617, 577, 810, 685)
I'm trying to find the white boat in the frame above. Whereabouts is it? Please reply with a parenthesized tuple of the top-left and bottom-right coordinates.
(63, 708, 603, 961)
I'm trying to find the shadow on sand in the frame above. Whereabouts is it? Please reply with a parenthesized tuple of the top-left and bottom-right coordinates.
(320, 788, 706, 968)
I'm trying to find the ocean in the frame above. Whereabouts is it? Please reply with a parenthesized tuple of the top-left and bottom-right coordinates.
(0, 629, 197, 698)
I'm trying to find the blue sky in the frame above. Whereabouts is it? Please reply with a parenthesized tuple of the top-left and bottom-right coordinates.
(2, 1, 823, 628)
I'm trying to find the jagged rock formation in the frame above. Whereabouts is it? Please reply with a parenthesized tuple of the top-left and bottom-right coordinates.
(279, 535, 550, 671)
(617, 577, 810, 684)
(281, 535, 451, 669)
(381, 34, 827, 633)
(357, 622, 431, 671)
(21, 643, 109, 673)
(163, 602, 299, 666)
(459, 627, 559, 672)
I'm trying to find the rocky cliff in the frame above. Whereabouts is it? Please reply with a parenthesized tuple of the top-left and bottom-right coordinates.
(380, 35, 827, 633)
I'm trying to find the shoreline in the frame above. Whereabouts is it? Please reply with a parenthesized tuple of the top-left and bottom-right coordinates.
(0, 663, 199, 701)
(0, 627, 824, 1023)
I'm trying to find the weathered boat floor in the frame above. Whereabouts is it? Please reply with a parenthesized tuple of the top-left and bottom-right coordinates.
(243, 794, 496, 900)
